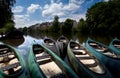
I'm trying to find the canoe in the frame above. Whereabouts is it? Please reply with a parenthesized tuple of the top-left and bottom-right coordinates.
(27, 41, 79, 78)
(0, 42, 29, 78)
(67, 40, 113, 78)
(109, 38, 120, 55)
(85, 38, 120, 78)
(43, 37, 60, 57)
(57, 35, 69, 59)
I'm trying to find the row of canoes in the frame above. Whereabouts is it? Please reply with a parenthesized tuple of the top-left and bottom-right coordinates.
(0, 36, 120, 78)
(43, 36, 120, 78)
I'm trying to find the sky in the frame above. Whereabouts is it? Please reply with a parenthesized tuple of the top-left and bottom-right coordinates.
(12, 0, 109, 28)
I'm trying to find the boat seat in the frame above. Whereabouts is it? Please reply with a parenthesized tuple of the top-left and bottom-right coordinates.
(114, 44, 120, 48)
(38, 58, 52, 65)
(0, 52, 14, 57)
(78, 56, 95, 60)
(0, 62, 20, 71)
(36, 54, 50, 60)
(78, 56, 98, 67)
(0, 48, 9, 52)
(34, 47, 44, 54)
(73, 49, 86, 55)
(0, 56, 16, 63)
(86, 61, 98, 67)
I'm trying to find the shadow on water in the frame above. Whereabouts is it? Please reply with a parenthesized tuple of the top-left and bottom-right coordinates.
(2, 36, 25, 47)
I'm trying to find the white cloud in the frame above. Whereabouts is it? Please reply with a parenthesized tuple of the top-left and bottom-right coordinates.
(27, 4, 41, 14)
(59, 14, 86, 22)
(42, 2, 64, 17)
(12, 6, 24, 13)
(14, 14, 30, 28)
(14, 14, 43, 28)
(42, 0, 84, 18)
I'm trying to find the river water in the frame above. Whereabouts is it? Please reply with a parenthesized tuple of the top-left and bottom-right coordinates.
(1, 32, 118, 61)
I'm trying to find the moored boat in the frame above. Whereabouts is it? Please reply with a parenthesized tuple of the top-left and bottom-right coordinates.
(0, 42, 29, 78)
(43, 37, 60, 57)
(67, 40, 113, 78)
(85, 38, 120, 78)
(28, 41, 79, 78)
(57, 35, 69, 59)
(109, 38, 120, 55)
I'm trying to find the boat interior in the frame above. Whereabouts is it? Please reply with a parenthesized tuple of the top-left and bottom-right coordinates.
(0, 45, 22, 75)
(58, 37, 68, 43)
(113, 41, 120, 49)
(89, 41, 118, 58)
(70, 42, 105, 74)
(44, 38, 55, 46)
(33, 44, 67, 78)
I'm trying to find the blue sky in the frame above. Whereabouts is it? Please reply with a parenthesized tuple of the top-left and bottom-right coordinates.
(12, 0, 109, 28)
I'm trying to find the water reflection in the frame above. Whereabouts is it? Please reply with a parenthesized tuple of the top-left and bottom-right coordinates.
(2, 36, 25, 47)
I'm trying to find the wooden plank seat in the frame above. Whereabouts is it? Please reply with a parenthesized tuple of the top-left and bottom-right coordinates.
(78, 56, 95, 60)
(0, 57, 16, 63)
(85, 62, 98, 67)
(0, 52, 14, 57)
(114, 44, 120, 48)
(0, 62, 20, 71)
(73, 49, 87, 55)
(77, 55, 98, 67)
(0, 48, 9, 52)
(36, 54, 50, 60)
(37, 59, 52, 65)
(36, 55, 52, 65)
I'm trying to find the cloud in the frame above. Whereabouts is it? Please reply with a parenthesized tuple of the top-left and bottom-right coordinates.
(12, 6, 24, 13)
(42, 0, 85, 18)
(27, 4, 41, 14)
(59, 13, 86, 22)
(14, 14, 43, 28)
(14, 14, 30, 28)
(42, 2, 65, 17)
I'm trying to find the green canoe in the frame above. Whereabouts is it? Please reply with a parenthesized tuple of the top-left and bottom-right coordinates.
(43, 37, 60, 57)
(109, 37, 120, 55)
(0, 42, 29, 78)
(67, 40, 113, 78)
(57, 35, 69, 59)
(85, 38, 120, 78)
(28, 41, 79, 78)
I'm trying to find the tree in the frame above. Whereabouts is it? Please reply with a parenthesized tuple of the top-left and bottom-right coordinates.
(0, 0, 16, 28)
(77, 18, 87, 33)
(61, 19, 73, 34)
(85, 0, 120, 34)
(51, 15, 60, 32)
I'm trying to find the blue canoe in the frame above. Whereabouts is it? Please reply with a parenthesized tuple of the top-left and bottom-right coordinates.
(57, 35, 69, 59)
(85, 38, 120, 78)
(0, 42, 29, 78)
(27, 41, 79, 78)
(67, 40, 113, 78)
(43, 37, 60, 57)
(109, 37, 120, 55)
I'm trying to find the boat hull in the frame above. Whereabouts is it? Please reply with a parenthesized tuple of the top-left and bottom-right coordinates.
(0, 42, 29, 78)
(85, 38, 120, 78)
(28, 42, 79, 78)
(67, 40, 113, 78)
(109, 38, 120, 55)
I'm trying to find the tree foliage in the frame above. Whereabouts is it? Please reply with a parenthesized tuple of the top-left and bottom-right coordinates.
(86, 0, 120, 35)
(0, 0, 16, 28)
(51, 15, 60, 33)
(61, 19, 73, 34)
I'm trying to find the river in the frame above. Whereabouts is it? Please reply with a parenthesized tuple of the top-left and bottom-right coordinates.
(1, 32, 119, 61)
